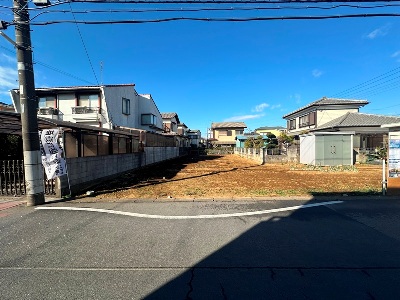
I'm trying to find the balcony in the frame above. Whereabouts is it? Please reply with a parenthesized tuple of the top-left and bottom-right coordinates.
(37, 107, 60, 120)
(38, 107, 58, 115)
(71, 106, 102, 122)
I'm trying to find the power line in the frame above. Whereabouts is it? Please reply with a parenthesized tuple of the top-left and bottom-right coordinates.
(354, 79, 400, 98)
(332, 67, 400, 98)
(331, 66, 400, 99)
(68, 1, 99, 84)
(0, 44, 95, 84)
(15, 13, 400, 25)
(68, 0, 400, 4)
(24, 3, 400, 15)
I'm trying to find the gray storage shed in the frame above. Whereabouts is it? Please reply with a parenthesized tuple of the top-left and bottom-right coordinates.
(300, 132, 354, 166)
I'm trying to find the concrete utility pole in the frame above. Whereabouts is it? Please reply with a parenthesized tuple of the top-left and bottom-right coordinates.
(13, 0, 45, 206)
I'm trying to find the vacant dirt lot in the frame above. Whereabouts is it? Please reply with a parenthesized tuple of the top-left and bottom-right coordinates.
(90, 154, 382, 200)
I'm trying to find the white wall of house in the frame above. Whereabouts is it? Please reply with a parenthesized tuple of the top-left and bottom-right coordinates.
(57, 93, 76, 122)
(138, 94, 163, 132)
(11, 85, 166, 132)
(300, 134, 316, 164)
(102, 85, 139, 129)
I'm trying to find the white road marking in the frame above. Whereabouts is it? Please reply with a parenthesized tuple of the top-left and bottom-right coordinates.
(35, 200, 343, 220)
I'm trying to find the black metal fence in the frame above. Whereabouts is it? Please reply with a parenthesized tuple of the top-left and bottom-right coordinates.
(0, 160, 56, 196)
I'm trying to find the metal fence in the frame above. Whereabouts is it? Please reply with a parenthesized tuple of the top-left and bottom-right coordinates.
(0, 160, 56, 196)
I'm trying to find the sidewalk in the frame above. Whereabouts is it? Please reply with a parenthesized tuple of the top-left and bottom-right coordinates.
(0, 197, 26, 211)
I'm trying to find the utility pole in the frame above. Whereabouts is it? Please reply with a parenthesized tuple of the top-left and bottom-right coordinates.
(13, 0, 45, 206)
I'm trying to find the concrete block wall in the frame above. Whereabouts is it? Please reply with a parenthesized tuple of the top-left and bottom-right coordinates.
(234, 148, 264, 164)
(59, 147, 180, 196)
(234, 146, 300, 165)
(143, 147, 180, 165)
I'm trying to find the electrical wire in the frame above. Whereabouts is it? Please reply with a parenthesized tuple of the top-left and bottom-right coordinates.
(17, 13, 400, 25)
(332, 68, 400, 98)
(68, 1, 99, 84)
(68, 0, 400, 4)
(0, 44, 95, 84)
(26, 3, 400, 13)
(351, 80, 400, 98)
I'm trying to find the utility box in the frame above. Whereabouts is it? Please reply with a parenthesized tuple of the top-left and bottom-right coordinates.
(300, 132, 354, 166)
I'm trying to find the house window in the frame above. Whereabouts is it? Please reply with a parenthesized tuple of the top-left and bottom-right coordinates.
(219, 130, 227, 136)
(309, 111, 316, 125)
(79, 94, 98, 108)
(38, 96, 55, 108)
(227, 130, 233, 136)
(235, 130, 243, 135)
(122, 98, 130, 115)
(288, 119, 296, 130)
(299, 115, 310, 128)
(141, 114, 156, 125)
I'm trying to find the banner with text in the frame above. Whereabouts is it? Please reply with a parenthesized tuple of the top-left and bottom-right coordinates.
(39, 129, 67, 179)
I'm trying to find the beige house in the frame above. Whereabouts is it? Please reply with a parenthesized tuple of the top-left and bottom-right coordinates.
(255, 126, 286, 138)
(284, 97, 400, 163)
(283, 97, 369, 136)
(211, 122, 247, 147)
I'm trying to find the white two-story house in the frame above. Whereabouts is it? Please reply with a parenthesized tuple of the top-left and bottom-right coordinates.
(10, 84, 164, 132)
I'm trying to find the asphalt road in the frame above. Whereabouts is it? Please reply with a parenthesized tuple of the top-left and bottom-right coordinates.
(1, 198, 400, 299)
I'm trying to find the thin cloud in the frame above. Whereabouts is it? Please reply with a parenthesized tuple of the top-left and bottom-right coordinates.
(0, 66, 18, 90)
(252, 103, 269, 112)
(270, 104, 281, 110)
(224, 114, 265, 122)
(391, 51, 400, 62)
(0, 53, 16, 63)
(312, 69, 323, 78)
(366, 24, 391, 39)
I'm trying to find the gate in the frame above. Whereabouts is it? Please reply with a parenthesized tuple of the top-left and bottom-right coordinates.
(0, 160, 56, 196)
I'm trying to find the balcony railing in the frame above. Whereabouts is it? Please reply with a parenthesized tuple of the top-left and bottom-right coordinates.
(72, 106, 100, 114)
(37, 107, 59, 115)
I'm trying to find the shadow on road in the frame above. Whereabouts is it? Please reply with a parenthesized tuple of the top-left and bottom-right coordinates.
(144, 197, 400, 299)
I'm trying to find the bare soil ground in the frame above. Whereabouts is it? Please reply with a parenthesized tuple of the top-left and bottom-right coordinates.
(89, 154, 382, 200)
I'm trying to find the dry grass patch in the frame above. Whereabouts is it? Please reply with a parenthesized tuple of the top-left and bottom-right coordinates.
(89, 154, 382, 200)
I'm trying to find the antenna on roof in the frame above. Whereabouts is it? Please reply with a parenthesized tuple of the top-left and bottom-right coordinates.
(100, 61, 103, 85)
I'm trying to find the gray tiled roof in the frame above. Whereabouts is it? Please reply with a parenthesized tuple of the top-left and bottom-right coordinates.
(211, 122, 247, 129)
(282, 97, 369, 118)
(161, 112, 177, 119)
(315, 112, 400, 130)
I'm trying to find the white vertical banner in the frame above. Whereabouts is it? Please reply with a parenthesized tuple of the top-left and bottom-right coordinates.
(39, 129, 67, 179)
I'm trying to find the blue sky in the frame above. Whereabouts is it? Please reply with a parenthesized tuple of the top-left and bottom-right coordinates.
(1, 1, 400, 137)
